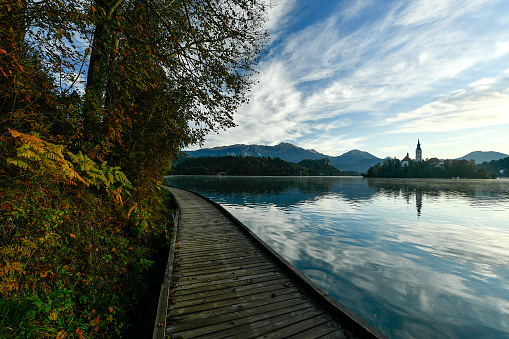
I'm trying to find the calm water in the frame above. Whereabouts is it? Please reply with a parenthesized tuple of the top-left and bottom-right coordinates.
(163, 176, 509, 339)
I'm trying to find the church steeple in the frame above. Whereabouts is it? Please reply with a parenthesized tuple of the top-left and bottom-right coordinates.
(415, 139, 422, 162)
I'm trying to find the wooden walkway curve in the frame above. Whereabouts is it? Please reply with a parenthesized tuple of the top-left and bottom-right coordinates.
(153, 186, 387, 339)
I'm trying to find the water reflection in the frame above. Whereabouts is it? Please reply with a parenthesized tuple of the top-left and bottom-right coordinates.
(164, 176, 509, 338)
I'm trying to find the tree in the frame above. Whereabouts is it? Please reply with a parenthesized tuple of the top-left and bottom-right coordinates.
(1, 0, 268, 192)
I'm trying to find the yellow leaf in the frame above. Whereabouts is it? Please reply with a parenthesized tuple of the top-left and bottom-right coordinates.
(49, 309, 58, 321)
(56, 330, 67, 339)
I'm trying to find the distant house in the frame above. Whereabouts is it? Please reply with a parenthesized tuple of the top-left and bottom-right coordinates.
(401, 153, 411, 167)
(427, 157, 444, 168)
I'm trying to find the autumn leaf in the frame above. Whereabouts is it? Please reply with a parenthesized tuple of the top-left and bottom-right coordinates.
(90, 315, 100, 326)
(56, 330, 67, 339)
(49, 309, 58, 321)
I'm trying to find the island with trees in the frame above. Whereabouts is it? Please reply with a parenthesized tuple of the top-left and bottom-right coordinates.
(364, 158, 495, 179)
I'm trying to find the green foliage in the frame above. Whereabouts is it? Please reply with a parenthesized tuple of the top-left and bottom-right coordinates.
(476, 157, 509, 177)
(365, 158, 493, 179)
(171, 155, 355, 176)
(0, 179, 174, 338)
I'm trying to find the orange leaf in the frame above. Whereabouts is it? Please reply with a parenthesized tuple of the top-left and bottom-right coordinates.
(91, 315, 100, 326)
(75, 328, 84, 339)
(0, 48, 6, 54)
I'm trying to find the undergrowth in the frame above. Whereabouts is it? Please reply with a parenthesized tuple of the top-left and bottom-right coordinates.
(0, 174, 174, 338)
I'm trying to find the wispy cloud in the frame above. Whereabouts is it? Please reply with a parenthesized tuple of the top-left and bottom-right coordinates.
(382, 81, 509, 133)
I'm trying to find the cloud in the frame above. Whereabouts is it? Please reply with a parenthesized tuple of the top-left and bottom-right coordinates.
(197, 0, 509, 157)
(378, 145, 411, 154)
(394, 0, 490, 27)
(303, 134, 367, 156)
(338, 0, 374, 21)
(382, 83, 509, 134)
(197, 60, 307, 148)
(264, 0, 297, 40)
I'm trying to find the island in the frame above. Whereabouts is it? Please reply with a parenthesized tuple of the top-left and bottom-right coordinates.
(364, 140, 496, 179)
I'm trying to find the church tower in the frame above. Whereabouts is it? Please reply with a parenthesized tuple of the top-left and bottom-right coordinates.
(415, 139, 422, 162)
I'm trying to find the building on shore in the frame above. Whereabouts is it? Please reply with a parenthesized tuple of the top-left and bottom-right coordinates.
(400, 140, 443, 167)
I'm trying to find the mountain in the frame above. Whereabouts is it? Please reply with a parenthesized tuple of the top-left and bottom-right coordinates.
(456, 151, 509, 164)
(183, 142, 326, 163)
(183, 143, 383, 172)
(330, 150, 383, 172)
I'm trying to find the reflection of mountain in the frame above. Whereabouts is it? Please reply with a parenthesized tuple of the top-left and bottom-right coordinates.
(164, 176, 378, 207)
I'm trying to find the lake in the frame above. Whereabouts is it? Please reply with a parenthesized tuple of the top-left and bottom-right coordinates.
(163, 176, 509, 339)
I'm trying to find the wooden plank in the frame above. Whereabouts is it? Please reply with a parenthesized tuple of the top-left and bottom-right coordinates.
(175, 277, 292, 302)
(220, 310, 329, 339)
(176, 304, 320, 338)
(172, 272, 283, 294)
(286, 320, 345, 338)
(170, 304, 315, 337)
(168, 292, 310, 322)
(171, 281, 297, 309)
(168, 289, 304, 317)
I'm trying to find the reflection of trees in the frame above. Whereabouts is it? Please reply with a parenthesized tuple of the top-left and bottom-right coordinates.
(164, 176, 377, 207)
(366, 178, 509, 214)
(366, 178, 508, 198)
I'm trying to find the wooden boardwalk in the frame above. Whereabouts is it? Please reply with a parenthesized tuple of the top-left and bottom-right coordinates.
(154, 186, 386, 339)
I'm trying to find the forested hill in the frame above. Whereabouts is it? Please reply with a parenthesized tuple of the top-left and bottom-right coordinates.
(171, 156, 359, 176)
(477, 156, 509, 176)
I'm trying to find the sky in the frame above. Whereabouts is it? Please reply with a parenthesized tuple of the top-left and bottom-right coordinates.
(188, 0, 509, 160)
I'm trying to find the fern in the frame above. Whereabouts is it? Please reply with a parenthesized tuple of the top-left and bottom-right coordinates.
(6, 129, 132, 205)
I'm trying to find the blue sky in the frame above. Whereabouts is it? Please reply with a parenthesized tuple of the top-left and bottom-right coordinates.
(192, 0, 509, 159)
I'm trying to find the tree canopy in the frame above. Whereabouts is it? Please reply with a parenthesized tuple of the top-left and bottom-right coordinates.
(2, 0, 268, 192)
(1, 0, 268, 336)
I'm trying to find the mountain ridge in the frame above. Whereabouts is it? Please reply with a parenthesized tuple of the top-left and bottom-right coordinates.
(183, 143, 383, 172)
(455, 151, 509, 164)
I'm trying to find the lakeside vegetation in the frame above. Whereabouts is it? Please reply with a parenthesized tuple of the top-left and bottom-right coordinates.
(1, 0, 267, 337)
(364, 158, 496, 178)
(477, 157, 509, 177)
(170, 156, 360, 176)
